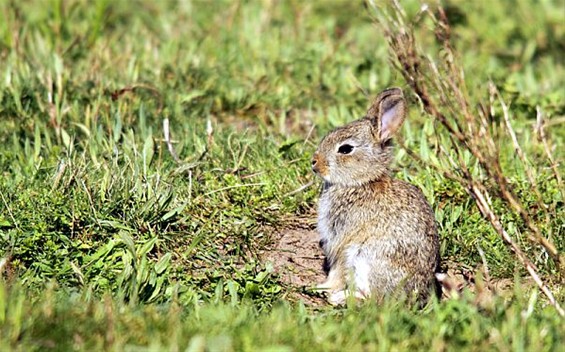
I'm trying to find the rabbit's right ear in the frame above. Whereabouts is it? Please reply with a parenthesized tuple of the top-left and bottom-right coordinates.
(367, 87, 406, 142)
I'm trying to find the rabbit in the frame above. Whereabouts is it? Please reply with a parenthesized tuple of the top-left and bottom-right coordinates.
(311, 87, 440, 305)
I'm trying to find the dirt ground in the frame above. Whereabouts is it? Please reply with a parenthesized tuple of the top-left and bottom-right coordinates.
(261, 227, 328, 305)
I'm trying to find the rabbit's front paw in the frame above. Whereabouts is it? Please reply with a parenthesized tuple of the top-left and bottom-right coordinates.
(315, 267, 344, 292)
(328, 290, 366, 306)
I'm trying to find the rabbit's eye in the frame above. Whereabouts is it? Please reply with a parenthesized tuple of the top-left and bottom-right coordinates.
(337, 144, 354, 154)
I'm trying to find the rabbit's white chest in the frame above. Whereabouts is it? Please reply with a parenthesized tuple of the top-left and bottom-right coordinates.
(317, 191, 333, 242)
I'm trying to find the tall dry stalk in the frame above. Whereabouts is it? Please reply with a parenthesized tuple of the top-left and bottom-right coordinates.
(368, 1, 564, 316)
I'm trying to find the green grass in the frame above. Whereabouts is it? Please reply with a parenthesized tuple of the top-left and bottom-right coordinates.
(0, 0, 564, 350)
(1, 281, 562, 351)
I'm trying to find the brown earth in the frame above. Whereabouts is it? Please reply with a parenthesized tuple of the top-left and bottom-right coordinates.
(261, 227, 327, 305)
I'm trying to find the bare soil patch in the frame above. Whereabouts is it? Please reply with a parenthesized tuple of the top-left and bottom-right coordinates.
(262, 227, 327, 305)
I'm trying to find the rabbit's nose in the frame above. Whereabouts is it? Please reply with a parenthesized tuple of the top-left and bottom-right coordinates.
(311, 156, 318, 172)
(312, 153, 327, 175)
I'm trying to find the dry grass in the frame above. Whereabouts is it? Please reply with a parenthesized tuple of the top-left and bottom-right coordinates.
(369, 0, 564, 316)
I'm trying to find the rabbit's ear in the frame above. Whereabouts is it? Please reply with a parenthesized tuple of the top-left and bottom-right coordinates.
(367, 87, 406, 141)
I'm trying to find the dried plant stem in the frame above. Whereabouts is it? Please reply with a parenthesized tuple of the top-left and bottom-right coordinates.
(476, 245, 492, 287)
(371, 1, 564, 316)
(471, 184, 564, 317)
(391, 2, 560, 264)
(496, 87, 547, 213)
(163, 118, 180, 163)
(283, 180, 315, 198)
(535, 107, 564, 201)
(0, 189, 18, 232)
(496, 93, 560, 259)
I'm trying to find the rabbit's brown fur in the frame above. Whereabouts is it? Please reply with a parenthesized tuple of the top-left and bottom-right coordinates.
(312, 88, 440, 305)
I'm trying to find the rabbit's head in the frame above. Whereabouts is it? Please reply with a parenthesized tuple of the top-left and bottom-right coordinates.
(312, 88, 406, 186)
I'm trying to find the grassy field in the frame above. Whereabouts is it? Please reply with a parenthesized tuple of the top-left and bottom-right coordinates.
(0, 0, 564, 350)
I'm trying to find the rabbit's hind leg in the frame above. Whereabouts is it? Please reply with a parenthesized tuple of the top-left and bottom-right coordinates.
(316, 264, 345, 292)
(321, 247, 370, 305)
(345, 244, 371, 298)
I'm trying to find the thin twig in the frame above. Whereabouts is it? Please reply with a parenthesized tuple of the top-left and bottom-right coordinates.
(0, 190, 18, 231)
(476, 245, 492, 288)
(541, 115, 565, 128)
(202, 183, 267, 197)
(163, 118, 180, 163)
(283, 180, 315, 197)
(535, 107, 564, 201)
(471, 184, 564, 317)
(301, 123, 316, 154)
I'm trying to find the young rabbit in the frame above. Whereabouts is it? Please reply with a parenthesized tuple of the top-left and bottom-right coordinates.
(312, 87, 440, 305)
